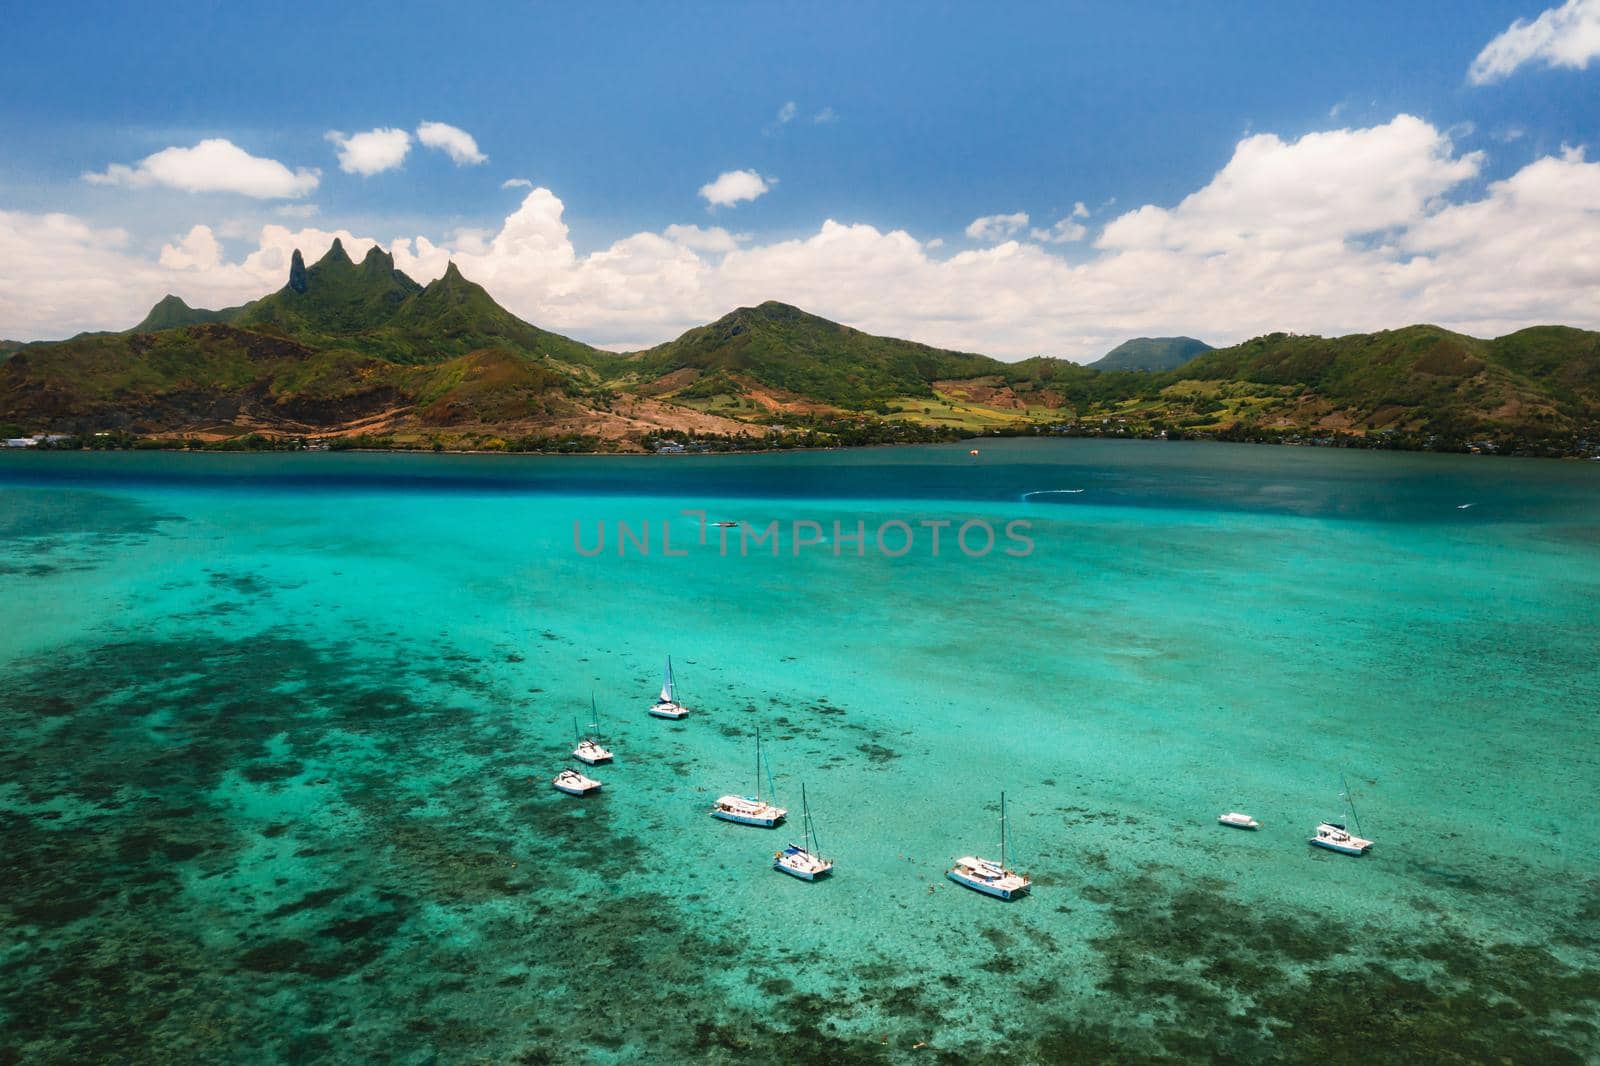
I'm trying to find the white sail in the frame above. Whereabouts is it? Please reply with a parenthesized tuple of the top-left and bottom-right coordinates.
(659, 656, 675, 703)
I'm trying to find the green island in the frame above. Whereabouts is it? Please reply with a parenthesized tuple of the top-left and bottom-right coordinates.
(4, 241, 1598, 458)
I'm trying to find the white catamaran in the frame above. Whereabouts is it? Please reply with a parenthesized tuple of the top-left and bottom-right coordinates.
(573, 694, 613, 766)
(712, 726, 787, 827)
(773, 783, 833, 880)
(649, 656, 689, 720)
(948, 791, 1032, 900)
(1309, 772, 1374, 856)
(553, 767, 602, 796)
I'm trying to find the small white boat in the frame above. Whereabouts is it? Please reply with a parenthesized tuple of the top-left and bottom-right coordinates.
(572, 696, 613, 765)
(1218, 811, 1261, 830)
(553, 768, 602, 796)
(1308, 773, 1374, 856)
(648, 655, 689, 720)
(712, 726, 787, 827)
(948, 791, 1031, 900)
(773, 783, 833, 881)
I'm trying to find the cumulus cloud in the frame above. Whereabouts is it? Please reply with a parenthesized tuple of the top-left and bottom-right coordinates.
(965, 212, 1030, 242)
(158, 225, 223, 270)
(699, 169, 771, 208)
(82, 139, 319, 199)
(417, 120, 487, 165)
(502, 178, 534, 189)
(11, 115, 1600, 361)
(1469, 0, 1600, 83)
(326, 127, 412, 175)
(776, 101, 798, 125)
(663, 224, 745, 253)
(1030, 218, 1087, 244)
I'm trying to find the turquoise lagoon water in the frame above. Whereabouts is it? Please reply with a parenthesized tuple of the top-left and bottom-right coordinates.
(1, 439, 1597, 1062)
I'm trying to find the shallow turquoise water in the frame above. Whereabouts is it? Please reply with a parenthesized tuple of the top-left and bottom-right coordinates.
(1, 440, 1597, 1062)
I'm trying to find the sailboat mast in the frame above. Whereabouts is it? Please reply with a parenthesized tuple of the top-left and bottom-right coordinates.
(1342, 772, 1363, 836)
(754, 727, 762, 800)
(573, 716, 581, 745)
(591, 692, 600, 739)
(1000, 791, 1008, 869)
(802, 783, 812, 852)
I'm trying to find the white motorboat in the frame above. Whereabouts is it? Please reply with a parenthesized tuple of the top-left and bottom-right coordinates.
(1218, 811, 1261, 830)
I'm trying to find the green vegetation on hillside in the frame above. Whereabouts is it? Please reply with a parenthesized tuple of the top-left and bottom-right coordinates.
(618, 301, 999, 408)
(2, 243, 1598, 457)
(1087, 336, 1213, 372)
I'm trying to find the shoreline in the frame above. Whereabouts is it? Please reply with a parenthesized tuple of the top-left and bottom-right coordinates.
(5, 432, 1600, 463)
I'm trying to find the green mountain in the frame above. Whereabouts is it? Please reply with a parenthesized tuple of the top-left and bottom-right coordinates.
(619, 301, 1002, 408)
(1088, 336, 1212, 372)
(1164, 325, 1600, 442)
(2, 246, 1597, 455)
(132, 295, 238, 333)
(0, 244, 600, 438)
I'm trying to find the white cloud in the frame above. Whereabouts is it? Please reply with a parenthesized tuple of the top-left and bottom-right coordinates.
(965, 212, 1029, 242)
(699, 169, 771, 208)
(82, 139, 319, 199)
(1072, 201, 1090, 218)
(1096, 115, 1479, 254)
(777, 101, 797, 124)
(502, 178, 534, 189)
(11, 115, 1600, 363)
(813, 106, 838, 124)
(158, 225, 223, 270)
(275, 203, 320, 219)
(1030, 218, 1088, 244)
(326, 128, 412, 176)
(663, 224, 744, 253)
(1470, 0, 1600, 83)
(417, 121, 487, 165)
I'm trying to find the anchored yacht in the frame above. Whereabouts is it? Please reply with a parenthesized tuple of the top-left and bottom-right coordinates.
(649, 656, 689, 720)
(1217, 811, 1261, 830)
(773, 783, 833, 880)
(948, 791, 1031, 900)
(573, 696, 613, 765)
(712, 726, 787, 827)
(1309, 773, 1374, 856)
(553, 768, 602, 796)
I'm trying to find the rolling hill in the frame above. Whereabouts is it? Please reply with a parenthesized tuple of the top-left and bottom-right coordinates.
(1088, 336, 1213, 372)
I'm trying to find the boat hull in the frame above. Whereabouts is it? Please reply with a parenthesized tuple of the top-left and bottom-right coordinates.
(648, 705, 688, 720)
(1309, 837, 1369, 856)
(947, 870, 1027, 900)
(573, 752, 612, 765)
(774, 860, 830, 881)
(712, 809, 782, 828)
(554, 782, 601, 796)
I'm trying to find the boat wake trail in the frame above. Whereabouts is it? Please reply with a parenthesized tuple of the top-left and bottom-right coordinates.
(1021, 489, 1086, 502)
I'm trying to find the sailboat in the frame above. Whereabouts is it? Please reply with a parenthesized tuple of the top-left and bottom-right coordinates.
(573, 694, 613, 765)
(773, 783, 833, 880)
(648, 656, 689, 720)
(1309, 772, 1374, 855)
(711, 726, 787, 827)
(553, 767, 602, 796)
(948, 791, 1032, 900)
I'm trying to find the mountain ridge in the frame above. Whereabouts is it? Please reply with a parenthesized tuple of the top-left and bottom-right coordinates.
(2, 243, 1597, 455)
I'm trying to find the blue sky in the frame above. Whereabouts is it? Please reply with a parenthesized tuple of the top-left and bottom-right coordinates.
(2, 2, 1598, 355)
